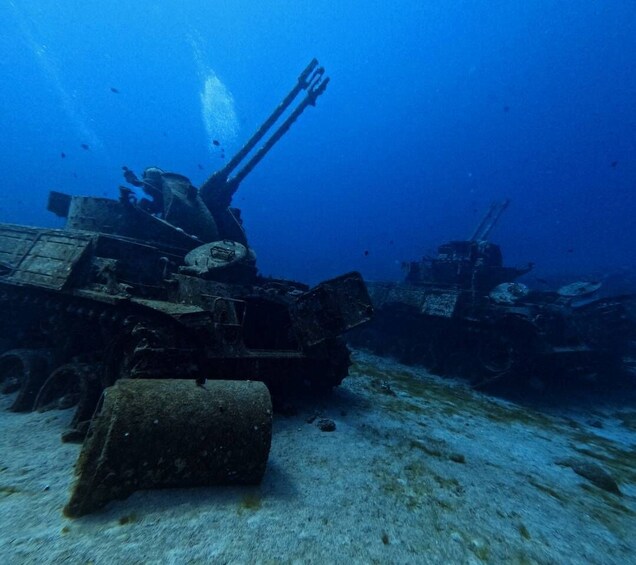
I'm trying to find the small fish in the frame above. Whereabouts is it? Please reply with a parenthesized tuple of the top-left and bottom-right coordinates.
(60, 152, 66, 159)
(611, 160, 618, 168)
(197, 163, 204, 170)
(80, 143, 89, 150)
(567, 248, 574, 253)
(389, 240, 394, 245)
(110, 87, 119, 94)
(535, 277, 548, 285)
(212, 139, 220, 146)
(363, 250, 369, 257)
(72, 172, 78, 178)
(503, 105, 510, 113)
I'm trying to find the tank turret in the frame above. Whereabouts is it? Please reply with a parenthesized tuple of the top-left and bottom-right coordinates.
(403, 199, 532, 291)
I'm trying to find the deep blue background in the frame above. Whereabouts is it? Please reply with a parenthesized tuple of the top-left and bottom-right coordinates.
(1, 1, 634, 285)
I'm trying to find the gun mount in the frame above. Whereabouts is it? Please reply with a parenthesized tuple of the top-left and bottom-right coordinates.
(200, 58, 329, 211)
(48, 59, 330, 252)
(469, 198, 509, 242)
(403, 199, 532, 292)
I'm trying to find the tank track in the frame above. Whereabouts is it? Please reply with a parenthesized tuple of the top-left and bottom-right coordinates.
(348, 304, 625, 392)
(0, 283, 351, 437)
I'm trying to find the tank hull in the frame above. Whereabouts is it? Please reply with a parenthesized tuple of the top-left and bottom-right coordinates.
(349, 280, 631, 390)
(0, 222, 371, 413)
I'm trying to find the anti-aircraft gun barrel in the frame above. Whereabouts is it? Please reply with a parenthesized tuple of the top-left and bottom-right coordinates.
(470, 198, 510, 242)
(200, 59, 329, 209)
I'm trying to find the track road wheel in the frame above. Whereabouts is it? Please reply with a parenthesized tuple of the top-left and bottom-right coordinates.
(34, 362, 102, 442)
(472, 335, 516, 389)
(0, 349, 53, 411)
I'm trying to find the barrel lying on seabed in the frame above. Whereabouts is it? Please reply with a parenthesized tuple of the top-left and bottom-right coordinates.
(64, 379, 273, 518)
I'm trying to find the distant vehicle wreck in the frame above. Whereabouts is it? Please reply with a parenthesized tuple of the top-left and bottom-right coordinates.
(350, 200, 633, 390)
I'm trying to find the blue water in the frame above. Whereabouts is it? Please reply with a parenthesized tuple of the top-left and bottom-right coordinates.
(1, 1, 635, 285)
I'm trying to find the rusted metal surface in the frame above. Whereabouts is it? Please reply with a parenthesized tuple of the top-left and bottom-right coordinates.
(65, 379, 272, 517)
(0, 60, 372, 515)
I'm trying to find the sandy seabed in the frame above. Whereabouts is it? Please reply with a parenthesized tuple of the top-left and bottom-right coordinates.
(0, 351, 634, 564)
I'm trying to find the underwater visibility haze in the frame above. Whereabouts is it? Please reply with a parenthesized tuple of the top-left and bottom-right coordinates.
(2, 3, 636, 563)
(1, 0, 635, 286)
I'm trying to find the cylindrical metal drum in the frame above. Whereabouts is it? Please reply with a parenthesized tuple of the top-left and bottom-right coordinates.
(65, 379, 272, 517)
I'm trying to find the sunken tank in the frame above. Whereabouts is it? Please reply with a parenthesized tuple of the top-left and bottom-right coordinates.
(350, 199, 632, 390)
(0, 60, 372, 515)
